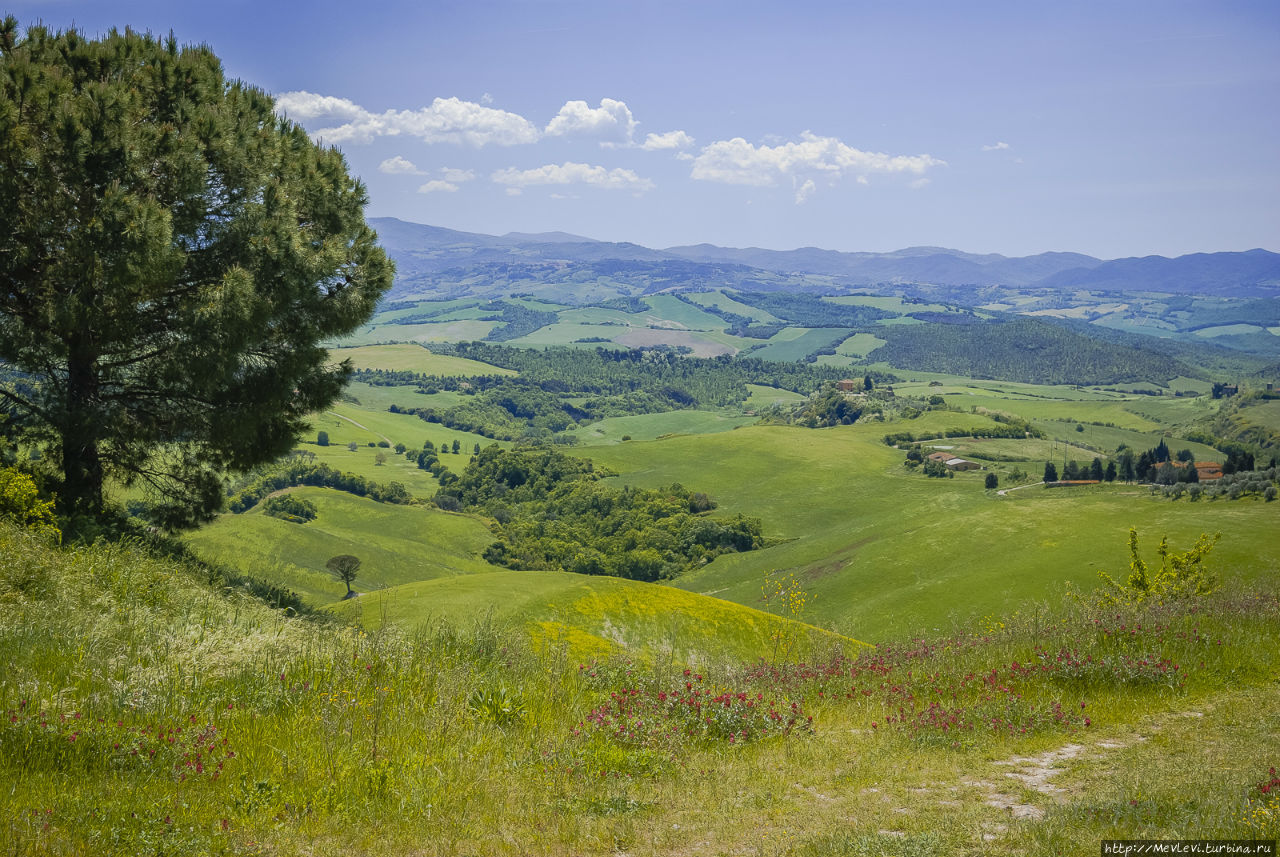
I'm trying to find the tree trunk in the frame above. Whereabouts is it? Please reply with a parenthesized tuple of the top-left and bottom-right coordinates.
(59, 348, 104, 517)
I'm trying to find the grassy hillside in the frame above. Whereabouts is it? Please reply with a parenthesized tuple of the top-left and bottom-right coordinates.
(185, 488, 497, 604)
(6, 520, 1279, 856)
(333, 570, 859, 665)
(575, 419, 1280, 640)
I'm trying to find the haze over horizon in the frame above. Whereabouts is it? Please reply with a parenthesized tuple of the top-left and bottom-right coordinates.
(8, 0, 1279, 259)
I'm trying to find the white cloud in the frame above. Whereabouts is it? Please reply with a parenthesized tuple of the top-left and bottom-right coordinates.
(491, 161, 654, 193)
(641, 130, 695, 151)
(417, 180, 459, 194)
(481, 92, 495, 105)
(275, 91, 539, 146)
(505, 187, 523, 196)
(982, 141, 1010, 151)
(544, 98, 637, 144)
(440, 168, 476, 183)
(378, 156, 426, 175)
(274, 91, 367, 124)
(690, 132, 944, 201)
(794, 179, 817, 205)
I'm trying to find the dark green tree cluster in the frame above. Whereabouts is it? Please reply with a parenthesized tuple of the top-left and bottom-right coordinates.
(483, 301, 561, 342)
(869, 317, 1193, 386)
(228, 461, 410, 512)
(793, 385, 863, 427)
(261, 494, 317, 523)
(414, 441, 458, 488)
(0, 21, 392, 528)
(437, 446, 762, 581)
(922, 458, 954, 479)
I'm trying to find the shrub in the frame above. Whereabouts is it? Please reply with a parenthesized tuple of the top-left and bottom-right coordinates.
(0, 467, 59, 542)
(316, 431, 329, 446)
(261, 494, 318, 523)
(1097, 528, 1219, 604)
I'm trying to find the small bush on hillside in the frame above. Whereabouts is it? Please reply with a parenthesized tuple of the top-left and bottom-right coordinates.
(261, 495, 317, 523)
(1096, 528, 1219, 605)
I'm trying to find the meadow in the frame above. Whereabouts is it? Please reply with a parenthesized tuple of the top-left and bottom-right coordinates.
(4, 519, 1278, 857)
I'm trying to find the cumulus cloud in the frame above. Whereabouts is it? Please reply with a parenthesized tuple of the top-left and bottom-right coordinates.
(690, 133, 944, 195)
(417, 180, 460, 194)
(275, 91, 539, 146)
(378, 156, 426, 175)
(982, 141, 1010, 151)
(641, 130, 695, 151)
(544, 98, 637, 144)
(491, 161, 654, 193)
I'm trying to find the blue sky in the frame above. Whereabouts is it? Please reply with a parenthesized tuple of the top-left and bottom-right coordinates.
(9, 0, 1279, 257)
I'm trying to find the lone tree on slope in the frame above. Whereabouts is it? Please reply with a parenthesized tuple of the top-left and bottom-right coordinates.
(0, 20, 393, 529)
(326, 555, 361, 599)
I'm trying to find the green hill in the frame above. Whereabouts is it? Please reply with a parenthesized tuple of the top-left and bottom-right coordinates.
(333, 570, 860, 665)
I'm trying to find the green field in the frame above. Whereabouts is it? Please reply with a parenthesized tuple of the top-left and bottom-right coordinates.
(750, 327, 848, 362)
(186, 487, 497, 604)
(564, 410, 756, 445)
(684, 290, 783, 322)
(334, 570, 860, 664)
(744, 384, 808, 409)
(834, 331, 888, 358)
(331, 344, 516, 376)
(572, 418, 1280, 640)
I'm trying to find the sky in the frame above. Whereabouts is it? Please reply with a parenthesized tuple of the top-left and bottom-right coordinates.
(8, 0, 1280, 258)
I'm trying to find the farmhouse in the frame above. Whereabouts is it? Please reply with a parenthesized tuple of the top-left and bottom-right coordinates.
(837, 379, 859, 392)
(1194, 461, 1224, 481)
(927, 451, 981, 471)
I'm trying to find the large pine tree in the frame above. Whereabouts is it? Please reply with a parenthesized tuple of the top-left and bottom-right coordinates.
(0, 20, 393, 528)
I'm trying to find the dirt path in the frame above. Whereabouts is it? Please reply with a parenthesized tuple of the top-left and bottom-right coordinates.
(997, 481, 1044, 497)
(328, 411, 394, 446)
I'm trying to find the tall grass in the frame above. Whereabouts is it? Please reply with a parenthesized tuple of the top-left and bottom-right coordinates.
(3, 521, 1278, 855)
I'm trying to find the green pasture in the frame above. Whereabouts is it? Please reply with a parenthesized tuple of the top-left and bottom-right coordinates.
(834, 331, 888, 358)
(750, 327, 848, 363)
(1032, 420, 1223, 461)
(684, 290, 783, 322)
(333, 569, 862, 665)
(642, 294, 727, 330)
(508, 322, 747, 356)
(919, 436, 1102, 464)
(365, 298, 477, 324)
(304, 439, 441, 496)
(572, 417, 1280, 641)
(342, 381, 457, 413)
(824, 295, 951, 314)
(185, 487, 497, 605)
(343, 319, 499, 345)
(330, 344, 516, 376)
(744, 384, 808, 409)
(327, 401, 498, 453)
(565, 410, 756, 445)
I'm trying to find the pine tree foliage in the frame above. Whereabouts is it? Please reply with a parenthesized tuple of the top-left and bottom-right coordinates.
(0, 21, 393, 527)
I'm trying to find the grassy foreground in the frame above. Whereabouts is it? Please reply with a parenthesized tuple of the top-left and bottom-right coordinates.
(3, 521, 1279, 856)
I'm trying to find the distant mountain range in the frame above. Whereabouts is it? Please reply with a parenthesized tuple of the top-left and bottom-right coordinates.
(370, 217, 1280, 297)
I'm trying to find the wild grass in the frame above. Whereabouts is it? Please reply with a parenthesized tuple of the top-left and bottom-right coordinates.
(4, 520, 1278, 856)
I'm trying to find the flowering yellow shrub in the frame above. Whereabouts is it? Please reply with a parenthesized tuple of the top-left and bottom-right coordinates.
(0, 467, 60, 542)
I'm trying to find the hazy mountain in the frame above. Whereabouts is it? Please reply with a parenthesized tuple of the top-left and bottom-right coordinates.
(371, 217, 1278, 295)
(1037, 249, 1280, 296)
